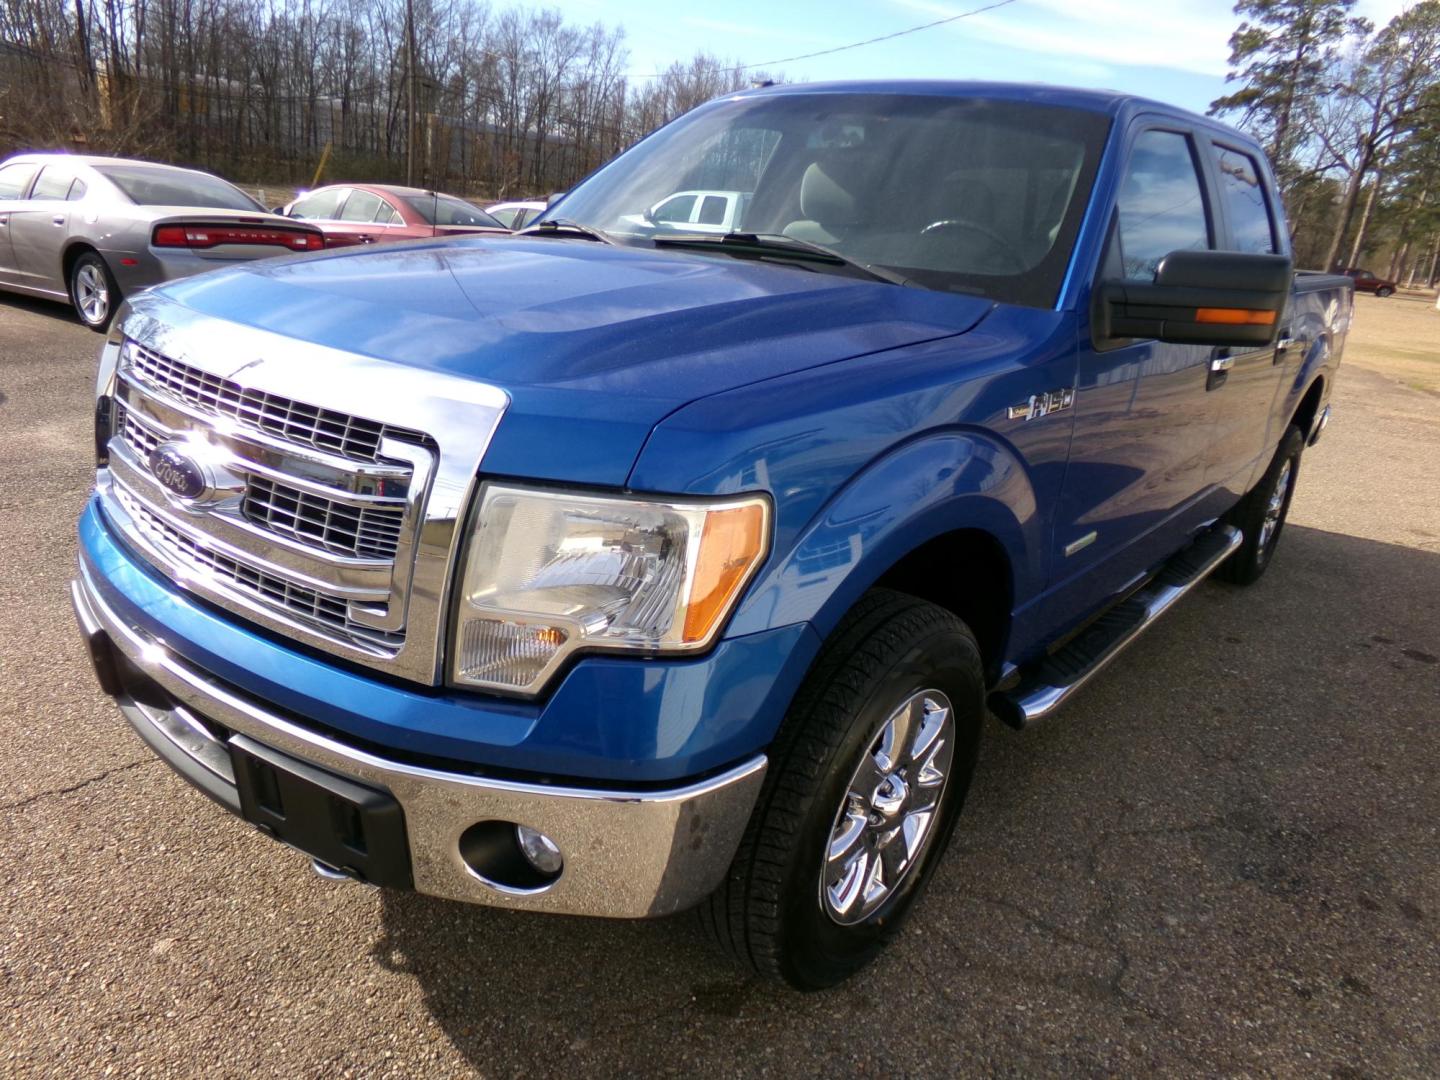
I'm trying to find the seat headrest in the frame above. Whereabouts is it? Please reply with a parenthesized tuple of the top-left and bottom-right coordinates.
(799, 160, 861, 226)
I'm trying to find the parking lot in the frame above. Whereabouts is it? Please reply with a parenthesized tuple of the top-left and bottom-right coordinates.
(1, 292, 1437, 1076)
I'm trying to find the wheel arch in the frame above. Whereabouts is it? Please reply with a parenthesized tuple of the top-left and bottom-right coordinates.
(61, 240, 102, 286)
(1291, 373, 1326, 443)
(728, 429, 1037, 685)
(872, 528, 1014, 684)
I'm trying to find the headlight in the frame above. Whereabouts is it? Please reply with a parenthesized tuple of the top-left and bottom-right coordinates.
(451, 484, 770, 694)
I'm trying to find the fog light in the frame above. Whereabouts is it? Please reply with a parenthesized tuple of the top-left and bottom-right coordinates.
(516, 825, 563, 875)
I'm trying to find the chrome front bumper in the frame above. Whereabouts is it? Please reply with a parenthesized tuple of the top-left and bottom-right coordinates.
(71, 560, 766, 918)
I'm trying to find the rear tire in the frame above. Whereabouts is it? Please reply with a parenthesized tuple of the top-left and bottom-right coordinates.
(1216, 425, 1304, 586)
(1375, 286, 1394, 298)
(700, 588, 985, 990)
(69, 251, 121, 332)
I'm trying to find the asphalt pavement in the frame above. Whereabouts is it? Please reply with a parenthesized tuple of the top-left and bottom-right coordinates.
(1, 292, 1437, 1077)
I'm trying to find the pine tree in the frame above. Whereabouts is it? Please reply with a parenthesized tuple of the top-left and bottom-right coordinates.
(1209, 0, 1369, 187)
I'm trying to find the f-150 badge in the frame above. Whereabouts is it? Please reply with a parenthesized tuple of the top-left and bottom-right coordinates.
(1008, 387, 1075, 421)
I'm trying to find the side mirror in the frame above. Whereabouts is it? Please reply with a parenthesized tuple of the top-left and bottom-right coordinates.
(270, 206, 287, 215)
(642, 205, 657, 225)
(1097, 251, 1292, 347)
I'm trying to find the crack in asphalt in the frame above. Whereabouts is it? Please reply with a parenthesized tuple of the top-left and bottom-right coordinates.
(0, 758, 154, 813)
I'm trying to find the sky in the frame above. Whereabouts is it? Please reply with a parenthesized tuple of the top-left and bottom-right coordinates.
(545, 0, 1415, 115)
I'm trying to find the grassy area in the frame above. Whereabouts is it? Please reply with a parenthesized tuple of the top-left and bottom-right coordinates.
(1344, 292, 1440, 396)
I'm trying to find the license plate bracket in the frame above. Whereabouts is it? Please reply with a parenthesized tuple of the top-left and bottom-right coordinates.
(229, 734, 413, 888)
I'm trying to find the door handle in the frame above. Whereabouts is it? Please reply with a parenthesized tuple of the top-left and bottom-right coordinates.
(52, 215, 66, 226)
(1207, 350, 1232, 391)
(0, 214, 8, 226)
(1274, 334, 1296, 364)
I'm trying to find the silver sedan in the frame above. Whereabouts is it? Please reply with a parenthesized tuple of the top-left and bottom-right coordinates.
(0, 154, 324, 331)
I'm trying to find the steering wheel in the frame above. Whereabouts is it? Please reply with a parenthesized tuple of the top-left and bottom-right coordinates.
(919, 219, 1027, 273)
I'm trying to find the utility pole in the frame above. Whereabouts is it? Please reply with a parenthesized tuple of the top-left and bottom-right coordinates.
(405, 0, 418, 186)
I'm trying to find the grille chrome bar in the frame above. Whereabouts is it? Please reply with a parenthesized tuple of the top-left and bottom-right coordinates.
(126, 341, 424, 463)
(118, 369, 411, 492)
(114, 401, 408, 562)
(111, 482, 403, 653)
(109, 464, 391, 601)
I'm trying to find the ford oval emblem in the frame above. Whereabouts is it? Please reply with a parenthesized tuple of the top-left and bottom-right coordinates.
(149, 443, 207, 500)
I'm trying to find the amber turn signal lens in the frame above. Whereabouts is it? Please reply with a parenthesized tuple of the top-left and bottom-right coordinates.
(1195, 307, 1276, 325)
(682, 503, 767, 644)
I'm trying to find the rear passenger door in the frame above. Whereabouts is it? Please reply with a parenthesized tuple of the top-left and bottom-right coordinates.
(1201, 141, 1288, 497)
(9, 164, 82, 292)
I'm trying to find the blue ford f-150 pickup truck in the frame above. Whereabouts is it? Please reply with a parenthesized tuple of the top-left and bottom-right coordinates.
(72, 82, 1350, 989)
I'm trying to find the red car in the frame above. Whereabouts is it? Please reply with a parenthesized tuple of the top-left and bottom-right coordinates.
(1341, 268, 1398, 297)
(279, 183, 509, 247)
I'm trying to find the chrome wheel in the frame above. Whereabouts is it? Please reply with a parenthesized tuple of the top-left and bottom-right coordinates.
(821, 689, 955, 926)
(1258, 458, 1292, 552)
(74, 262, 110, 326)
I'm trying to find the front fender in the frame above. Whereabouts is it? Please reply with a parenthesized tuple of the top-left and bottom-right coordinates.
(727, 429, 1042, 640)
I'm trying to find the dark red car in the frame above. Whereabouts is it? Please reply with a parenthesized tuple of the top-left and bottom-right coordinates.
(1341, 268, 1398, 297)
(278, 183, 509, 247)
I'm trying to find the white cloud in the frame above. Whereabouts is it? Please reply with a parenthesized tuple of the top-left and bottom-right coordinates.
(1354, 0, 1415, 28)
(893, 0, 1237, 77)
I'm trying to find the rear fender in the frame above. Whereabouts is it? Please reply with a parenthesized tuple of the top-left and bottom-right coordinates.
(727, 429, 1042, 641)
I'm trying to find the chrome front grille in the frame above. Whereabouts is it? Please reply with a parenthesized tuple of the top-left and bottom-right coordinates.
(114, 486, 403, 649)
(94, 302, 508, 688)
(126, 342, 422, 463)
(104, 339, 433, 660)
(244, 476, 405, 561)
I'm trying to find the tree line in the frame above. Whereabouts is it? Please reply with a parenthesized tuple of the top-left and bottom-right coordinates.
(4, 0, 1437, 281)
(0, 0, 776, 197)
(1211, 0, 1440, 282)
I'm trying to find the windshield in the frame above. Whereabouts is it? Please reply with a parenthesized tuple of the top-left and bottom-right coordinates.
(547, 93, 1110, 307)
(404, 193, 503, 228)
(96, 165, 263, 211)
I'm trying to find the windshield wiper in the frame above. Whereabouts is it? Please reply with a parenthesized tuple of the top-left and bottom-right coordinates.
(518, 218, 615, 244)
(652, 231, 914, 287)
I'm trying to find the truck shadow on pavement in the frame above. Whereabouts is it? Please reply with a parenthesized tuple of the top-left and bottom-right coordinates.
(369, 523, 1439, 1074)
(0, 293, 81, 327)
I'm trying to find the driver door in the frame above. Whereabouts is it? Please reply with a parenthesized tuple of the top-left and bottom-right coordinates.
(1048, 125, 1227, 632)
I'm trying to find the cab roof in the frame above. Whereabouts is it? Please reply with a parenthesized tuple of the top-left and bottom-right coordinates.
(731, 80, 1251, 143)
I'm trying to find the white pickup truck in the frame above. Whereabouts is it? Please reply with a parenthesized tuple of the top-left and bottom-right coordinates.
(621, 189, 749, 233)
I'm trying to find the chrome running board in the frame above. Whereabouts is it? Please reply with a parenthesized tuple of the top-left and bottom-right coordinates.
(989, 523, 1243, 728)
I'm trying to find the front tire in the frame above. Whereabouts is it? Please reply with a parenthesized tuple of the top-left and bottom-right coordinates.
(70, 251, 121, 332)
(701, 589, 984, 990)
(1375, 286, 1394, 298)
(1217, 424, 1304, 586)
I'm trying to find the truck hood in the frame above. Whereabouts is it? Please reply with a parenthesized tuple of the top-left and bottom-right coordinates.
(156, 236, 993, 484)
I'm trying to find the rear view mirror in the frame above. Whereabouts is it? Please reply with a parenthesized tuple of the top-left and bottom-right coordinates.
(1098, 251, 1292, 347)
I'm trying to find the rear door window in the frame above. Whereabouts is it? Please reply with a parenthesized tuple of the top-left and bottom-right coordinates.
(31, 167, 75, 200)
(1211, 145, 1276, 254)
(340, 190, 384, 222)
(1115, 130, 1212, 279)
(697, 195, 729, 226)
